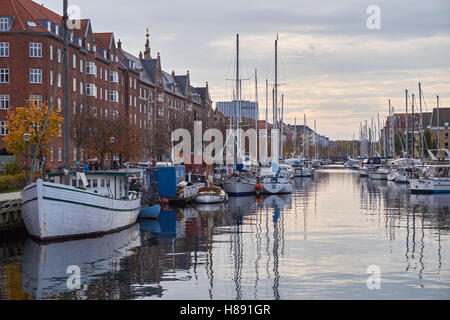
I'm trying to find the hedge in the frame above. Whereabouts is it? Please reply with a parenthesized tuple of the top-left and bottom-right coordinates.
(0, 173, 27, 193)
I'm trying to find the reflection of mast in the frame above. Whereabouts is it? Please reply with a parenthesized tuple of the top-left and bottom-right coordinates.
(272, 206, 280, 300)
(254, 203, 262, 299)
(232, 214, 243, 300)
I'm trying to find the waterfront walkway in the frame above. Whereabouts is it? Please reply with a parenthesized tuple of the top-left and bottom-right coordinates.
(0, 192, 21, 203)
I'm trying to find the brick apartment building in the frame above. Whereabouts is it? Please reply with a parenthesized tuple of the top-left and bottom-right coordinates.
(0, 0, 212, 169)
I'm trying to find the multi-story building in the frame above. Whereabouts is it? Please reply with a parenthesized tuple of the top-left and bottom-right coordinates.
(216, 100, 258, 121)
(0, 0, 212, 168)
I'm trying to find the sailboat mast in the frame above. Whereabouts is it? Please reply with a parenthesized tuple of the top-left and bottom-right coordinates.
(234, 34, 239, 170)
(265, 79, 268, 157)
(405, 90, 409, 157)
(412, 94, 415, 159)
(419, 83, 424, 158)
(63, 0, 71, 185)
(274, 35, 278, 143)
(294, 118, 297, 156)
(437, 95, 440, 158)
(281, 94, 284, 158)
(255, 69, 259, 162)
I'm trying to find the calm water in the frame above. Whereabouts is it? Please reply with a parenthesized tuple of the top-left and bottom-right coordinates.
(0, 168, 449, 300)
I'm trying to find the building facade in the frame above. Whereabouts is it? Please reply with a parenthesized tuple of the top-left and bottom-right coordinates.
(216, 100, 258, 121)
(0, 0, 212, 169)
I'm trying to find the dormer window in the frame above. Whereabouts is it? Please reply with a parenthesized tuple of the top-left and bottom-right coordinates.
(47, 21, 51, 31)
(27, 21, 37, 28)
(103, 51, 107, 59)
(87, 43, 91, 51)
(78, 38, 82, 46)
(93, 44, 96, 52)
(0, 17, 11, 32)
(55, 25, 59, 35)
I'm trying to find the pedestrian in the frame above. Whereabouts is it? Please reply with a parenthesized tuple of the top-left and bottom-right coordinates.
(94, 162, 99, 171)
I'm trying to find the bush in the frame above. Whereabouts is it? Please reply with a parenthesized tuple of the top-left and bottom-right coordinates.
(0, 173, 26, 193)
(4, 161, 22, 175)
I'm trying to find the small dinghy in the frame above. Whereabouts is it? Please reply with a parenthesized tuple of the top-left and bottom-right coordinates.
(195, 186, 227, 204)
(138, 203, 161, 219)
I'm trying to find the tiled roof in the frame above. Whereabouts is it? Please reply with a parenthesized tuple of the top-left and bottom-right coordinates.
(429, 108, 450, 127)
(3, 0, 48, 32)
(94, 32, 113, 50)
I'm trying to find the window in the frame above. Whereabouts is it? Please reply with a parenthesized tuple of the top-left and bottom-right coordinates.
(58, 123, 62, 137)
(50, 45, 53, 60)
(0, 42, 9, 57)
(80, 59, 83, 73)
(73, 148, 77, 162)
(58, 147, 62, 162)
(27, 21, 37, 28)
(73, 78, 77, 92)
(57, 48, 62, 63)
(0, 18, 10, 32)
(105, 89, 108, 102)
(134, 78, 136, 89)
(0, 68, 9, 83)
(110, 90, 118, 102)
(92, 179, 98, 188)
(72, 180, 77, 187)
(0, 95, 9, 109)
(100, 67, 103, 80)
(109, 71, 119, 83)
(57, 73, 61, 87)
(50, 147, 54, 162)
(57, 98, 61, 112)
(86, 62, 97, 76)
(86, 83, 97, 97)
(101, 179, 105, 188)
(29, 95, 42, 107)
(50, 70, 54, 85)
(29, 42, 42, 58)
(0, 121, 8, 136)
(73, 101, 76, 115)
(29, 69, 42, 84)
(72, 54, 77, 68)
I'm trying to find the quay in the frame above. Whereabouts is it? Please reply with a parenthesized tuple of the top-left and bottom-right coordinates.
(0, 192, 23, 233)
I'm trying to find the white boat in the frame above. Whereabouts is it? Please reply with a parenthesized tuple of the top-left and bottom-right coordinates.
(21, 171, 142, 241)
(369, 168, 389, 180)
(410, 164, 450, 194)
(262, 176, 292, 194)
(171, 180, 205, 205)
(195, 185, 227, 203)
(224, 173, 257, 197)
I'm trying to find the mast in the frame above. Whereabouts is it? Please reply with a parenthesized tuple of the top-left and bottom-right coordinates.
(412, 94, 415, 159)
(437, 95, 440, 158)
(405, 90, 409, 157)
(314, 120, 317, 160)
(63, 0, 71, 185)
(255, 69, 259, 162)
(234, 34, 239, 170)
(419, 83, 424, 158)
(265, 79, 268, 158)
(303, 114, 306, 158)
(377, 113, 381, 156)
(274, 35, 278, 156)
(281, 94, 284, 158)
(294, 117, 297, 156)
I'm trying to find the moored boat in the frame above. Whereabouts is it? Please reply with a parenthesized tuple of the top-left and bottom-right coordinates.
(410, 164, 450, 194)
(195, 185, 227, 203)
(21, 170, 142, 241)
(138, 204, 161, 219)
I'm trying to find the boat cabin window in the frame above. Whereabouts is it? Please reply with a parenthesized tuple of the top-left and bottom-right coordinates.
(101, 179, 105, 188)
(87, 179, 91, 188)
(72, 180, 77, 187)
(106, 179, 111, 188)
(92, 179, 98, 188)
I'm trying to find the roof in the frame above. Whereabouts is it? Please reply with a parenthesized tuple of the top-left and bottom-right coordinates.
(429, 108, 450, 127)
(2, 0, 49, 32)
(94, 32, 114, 50)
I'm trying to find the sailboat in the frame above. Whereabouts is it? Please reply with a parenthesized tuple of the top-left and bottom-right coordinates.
(20, 2, 141, 241)
(224, 34, 257, 197)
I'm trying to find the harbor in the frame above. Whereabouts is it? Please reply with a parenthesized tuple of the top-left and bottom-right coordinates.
(0, 167, 449, 299)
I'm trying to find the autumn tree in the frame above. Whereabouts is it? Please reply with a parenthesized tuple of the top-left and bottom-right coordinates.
(5, 100, 63, 171)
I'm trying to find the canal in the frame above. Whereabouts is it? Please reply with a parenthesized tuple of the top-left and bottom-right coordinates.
(0, 168, 449, 300)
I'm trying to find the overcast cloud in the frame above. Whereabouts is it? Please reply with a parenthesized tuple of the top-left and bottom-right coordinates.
(42, 0, 450, 139)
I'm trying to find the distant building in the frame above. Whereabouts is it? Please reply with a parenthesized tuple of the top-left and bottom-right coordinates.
(216, 100, 258, 121)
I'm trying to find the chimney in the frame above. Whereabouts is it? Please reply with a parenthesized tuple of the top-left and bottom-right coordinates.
(172, 70, 175, 77)
(117, 39, 122, 49)
(139, 51, 143, 59)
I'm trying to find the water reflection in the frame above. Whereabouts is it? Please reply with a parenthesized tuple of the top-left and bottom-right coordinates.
(0, 169, 449, 300)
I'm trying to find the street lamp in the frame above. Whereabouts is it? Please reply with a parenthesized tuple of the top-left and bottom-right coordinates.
(23, 133, 31, 184)
(110, 136, 116, 170)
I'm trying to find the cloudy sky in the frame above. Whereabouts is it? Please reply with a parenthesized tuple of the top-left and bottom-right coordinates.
(43, 0, 450, 140)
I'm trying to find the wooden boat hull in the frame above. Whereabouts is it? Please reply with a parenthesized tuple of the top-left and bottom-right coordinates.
(21, 180, 141, 241)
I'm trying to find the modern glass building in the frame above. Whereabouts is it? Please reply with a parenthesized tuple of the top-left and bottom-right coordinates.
(216, 100, 258, 121)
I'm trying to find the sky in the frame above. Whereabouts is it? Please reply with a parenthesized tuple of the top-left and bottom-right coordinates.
(42, 0, 450, 140)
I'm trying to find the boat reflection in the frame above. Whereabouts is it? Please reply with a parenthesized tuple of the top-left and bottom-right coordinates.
(21, 224, 141, 299)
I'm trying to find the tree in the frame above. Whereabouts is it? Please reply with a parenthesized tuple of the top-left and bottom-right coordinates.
(5, 100, 63, 167)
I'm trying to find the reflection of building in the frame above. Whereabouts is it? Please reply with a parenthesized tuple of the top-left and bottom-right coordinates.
(216, 100, 258, 121)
